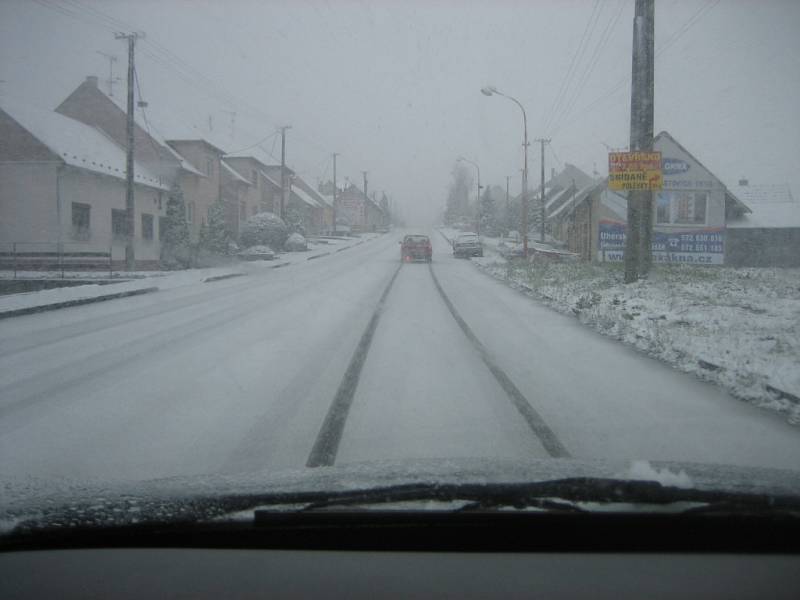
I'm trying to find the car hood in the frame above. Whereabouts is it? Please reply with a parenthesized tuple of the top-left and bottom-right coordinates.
(3, 457, 800, 533)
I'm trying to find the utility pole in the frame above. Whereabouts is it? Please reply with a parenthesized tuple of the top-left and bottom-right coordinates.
(332, 153, 338, 235)
(96, 51, 119, 96)
(624, 0, 655, 283)
(279, 125, 291, 219)
(505, 175, 511, 232)
(535, 138, 550, 243)
(362, 171, 368, 228)
(115, 32, 142, 271)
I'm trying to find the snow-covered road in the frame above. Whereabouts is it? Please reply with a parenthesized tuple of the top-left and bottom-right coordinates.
(1, 231, 799, 485)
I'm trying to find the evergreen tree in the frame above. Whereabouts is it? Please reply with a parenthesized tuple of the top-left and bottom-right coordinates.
(199, 199, 231, 254)
(479, 185, 499, 236)
(160, 184, 192, 268)
(282, 203, 305, 235)
(444, 163, 472, 225)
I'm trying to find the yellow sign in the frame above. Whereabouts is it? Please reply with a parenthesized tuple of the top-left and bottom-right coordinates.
(608, 151, 663, 191)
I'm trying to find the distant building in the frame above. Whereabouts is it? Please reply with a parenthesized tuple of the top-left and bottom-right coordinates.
(334, 183, 385, 232)
(726, 180, 800, 267)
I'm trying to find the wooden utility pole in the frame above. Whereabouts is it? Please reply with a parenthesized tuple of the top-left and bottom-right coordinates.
(624, 0, 655, 283)
(332, 153, 338, 235)
(115, 32, 142, 271)
(535, 138, 550, 243)
(505, 175, 511, 231)
(279, 125, 291, 218)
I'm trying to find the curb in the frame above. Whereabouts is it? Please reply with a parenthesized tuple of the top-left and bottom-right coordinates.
(307, 252, 331, 261)
(0, 286, 159, 320)
(270, 262, 290, 269)
(203, 273, 245, 283)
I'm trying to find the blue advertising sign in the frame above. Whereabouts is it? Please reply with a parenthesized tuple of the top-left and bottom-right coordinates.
(662, 158, 691, 176)
(598, 220, 725, 265)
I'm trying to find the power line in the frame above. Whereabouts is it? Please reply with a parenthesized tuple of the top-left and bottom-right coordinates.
(548, 143, 564, 170)
(541, 0, 602, 134)
(547, 0, 626, 137)
(550, 0, 720, 137)
(226, 130, 280, 155)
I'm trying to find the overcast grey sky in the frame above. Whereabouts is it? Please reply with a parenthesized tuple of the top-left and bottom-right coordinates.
(1, 0, 798, 225)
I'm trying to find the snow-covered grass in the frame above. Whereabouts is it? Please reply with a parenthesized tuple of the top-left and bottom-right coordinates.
(439, 229, 800, 425)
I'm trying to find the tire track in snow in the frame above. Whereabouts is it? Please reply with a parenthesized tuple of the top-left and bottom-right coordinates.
(306, 263, 403, 467)
(427, 263, 571, 458)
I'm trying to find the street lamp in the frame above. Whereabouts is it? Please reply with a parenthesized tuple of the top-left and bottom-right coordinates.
(481, 85, 529, 256)
(457, 156, 482, 234)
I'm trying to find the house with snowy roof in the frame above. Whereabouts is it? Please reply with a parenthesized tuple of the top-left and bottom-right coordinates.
(545, 131, 755, 265)
(726, 180, 800, 267)
(0, 101, 169, 269)
(334, 183, 385, 233)
(56, 75, 199, 187)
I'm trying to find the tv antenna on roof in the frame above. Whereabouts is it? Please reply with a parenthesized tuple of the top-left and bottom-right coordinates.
(96, 51, 121, 96)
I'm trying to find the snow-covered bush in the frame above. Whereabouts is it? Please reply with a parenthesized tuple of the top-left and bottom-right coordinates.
(240, 212, 289, 250)
(285, 232, 308, 252)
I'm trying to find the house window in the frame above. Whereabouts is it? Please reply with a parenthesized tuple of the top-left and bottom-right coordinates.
(142, 213, 154, 240)
(112, 209, 127, 240)
(71, 202, 91, 240)
(656, 191, 707, 225)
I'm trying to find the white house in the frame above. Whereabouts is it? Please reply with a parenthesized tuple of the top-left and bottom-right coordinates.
(0, 101, 169, 269)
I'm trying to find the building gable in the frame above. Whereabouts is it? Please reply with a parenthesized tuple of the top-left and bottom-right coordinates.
(654, 131, 723, 192)
(0, 108, 62, 162)
(56, 76, 180, 181)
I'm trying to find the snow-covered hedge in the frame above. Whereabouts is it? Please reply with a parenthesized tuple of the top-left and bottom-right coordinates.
(240, 212, 289, 251)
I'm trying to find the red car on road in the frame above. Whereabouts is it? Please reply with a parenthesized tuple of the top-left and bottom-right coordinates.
(400, 234, 432, 262)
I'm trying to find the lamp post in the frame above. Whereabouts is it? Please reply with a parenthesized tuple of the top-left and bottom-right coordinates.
(457, 156, 481, 234)
(481, 85, 529, 256)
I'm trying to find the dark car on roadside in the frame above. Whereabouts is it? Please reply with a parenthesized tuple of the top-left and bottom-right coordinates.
(400, 234, 432, 262)
(453, 233, 483, 258)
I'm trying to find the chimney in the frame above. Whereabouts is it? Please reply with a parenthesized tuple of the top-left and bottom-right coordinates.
(86, 75, 99, 88)
(738, 177, 749, 187)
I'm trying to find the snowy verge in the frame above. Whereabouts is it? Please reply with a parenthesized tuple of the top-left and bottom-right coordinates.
(0, 235, 379, 317)
(437, 229, 800, 425)
(0, 285, 159, 319)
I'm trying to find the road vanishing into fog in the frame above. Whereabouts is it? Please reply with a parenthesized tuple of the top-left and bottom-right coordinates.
(2, 231, 800, 483)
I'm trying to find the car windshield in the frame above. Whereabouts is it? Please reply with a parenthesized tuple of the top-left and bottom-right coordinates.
(1, 0, 800, 536)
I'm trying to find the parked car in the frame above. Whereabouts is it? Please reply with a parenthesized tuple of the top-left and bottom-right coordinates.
(400, 234, 432, 262)
(453, 233, 483, 258)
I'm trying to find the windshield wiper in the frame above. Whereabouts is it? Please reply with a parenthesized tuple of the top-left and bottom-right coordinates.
(248, 478, 800, 518)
